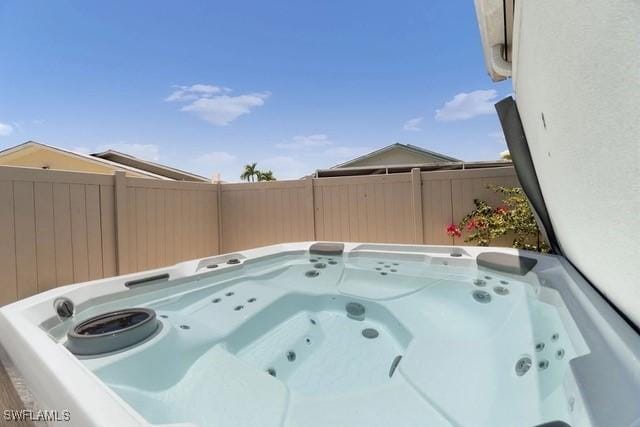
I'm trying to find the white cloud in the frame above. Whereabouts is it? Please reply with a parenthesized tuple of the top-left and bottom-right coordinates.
(260, 155, 310, 180)
(0, 122, 14, 136)
(71, 146, 92, 154)
(271, 133, 375, 177)
(165, 84, 226, 102)
(191, 151, 242, 182)
(0, 120, 43, 136)
(195, 151, 237, 164)
(268, 132, 376, 178)
(323, 145, 373, 159)
(276, 134, 332, 149)
(182, 93, 269, 126)
(403, 117, 423, 131)
(435, 89, 498, 122)
(167, 84, 270, 126)
(186, 134, 374, 182)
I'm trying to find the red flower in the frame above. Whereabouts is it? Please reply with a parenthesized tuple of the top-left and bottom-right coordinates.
(466, 218, 477, 231)
(446, 223, 462, 238)
(495, 206, 508, 215)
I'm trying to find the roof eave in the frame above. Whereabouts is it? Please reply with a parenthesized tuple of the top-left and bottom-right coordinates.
(91, 150, 209, 182)
(330, 143, 461, 169)
(0, 141, 172, 180)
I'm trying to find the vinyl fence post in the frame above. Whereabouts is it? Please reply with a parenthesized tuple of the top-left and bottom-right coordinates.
(114, 171, 129, 274)
(411, 168, 424, 244)
(306, 178, 316, 241)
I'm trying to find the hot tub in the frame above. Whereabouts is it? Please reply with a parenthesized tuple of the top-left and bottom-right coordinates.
(0, 242, 638, 427)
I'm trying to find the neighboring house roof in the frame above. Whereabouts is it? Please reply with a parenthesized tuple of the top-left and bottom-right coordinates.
(0, 141, 208, 181)
(316, 160, 513, 178)
(0, 141, 172, 179)
(331, 143, 460, 169)
(92, 149, 209, 182)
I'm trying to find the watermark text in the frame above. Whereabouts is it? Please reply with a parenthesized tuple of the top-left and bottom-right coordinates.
(3, 409, 71, 422)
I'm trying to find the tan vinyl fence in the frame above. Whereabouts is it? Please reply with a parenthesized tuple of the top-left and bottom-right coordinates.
(0, 165, 518, 305)
(117, 176, 219, 275)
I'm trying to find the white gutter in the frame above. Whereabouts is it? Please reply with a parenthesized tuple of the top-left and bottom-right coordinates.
(491, 44, 512, 77)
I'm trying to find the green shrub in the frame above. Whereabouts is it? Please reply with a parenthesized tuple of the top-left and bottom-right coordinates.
(446, 185, 550, 252)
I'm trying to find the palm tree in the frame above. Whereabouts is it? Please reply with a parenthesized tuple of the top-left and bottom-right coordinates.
(500, 150, 512, 160)
(257, 170, 276, 181)
(240, 163, 258, 182)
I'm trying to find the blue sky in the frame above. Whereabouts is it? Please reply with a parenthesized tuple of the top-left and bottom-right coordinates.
(0, 1, 511, 181)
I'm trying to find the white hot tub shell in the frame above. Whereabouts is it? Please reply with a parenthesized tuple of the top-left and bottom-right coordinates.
(0, 242, 638, 427)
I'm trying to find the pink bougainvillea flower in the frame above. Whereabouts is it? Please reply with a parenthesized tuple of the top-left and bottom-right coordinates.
(495, 206, 508, 215)
(446, 223, 462, 238)
(466, 218, 477, 231)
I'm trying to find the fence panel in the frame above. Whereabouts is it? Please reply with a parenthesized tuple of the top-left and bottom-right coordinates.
(220, 181, 313, 253)
(121, 177, 219, 273)
(314, 174, 416, 244)
(0, 167, 116, 304)
(421, 173, 455, 245)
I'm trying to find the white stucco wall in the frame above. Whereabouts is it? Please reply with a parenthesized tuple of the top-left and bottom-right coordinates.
(513, 0, 640, 325)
